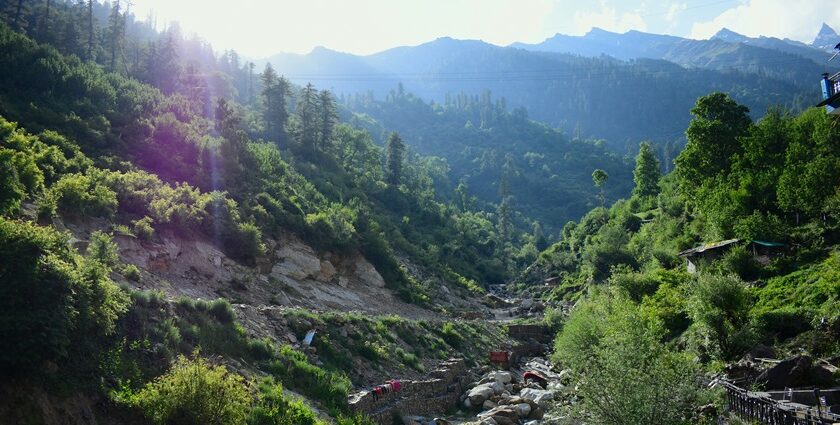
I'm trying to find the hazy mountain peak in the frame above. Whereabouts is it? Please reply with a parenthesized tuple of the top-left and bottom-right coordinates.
(712, 28, 748, 43)
(813, 22, 839, 50)
(585, 27, 618, 38)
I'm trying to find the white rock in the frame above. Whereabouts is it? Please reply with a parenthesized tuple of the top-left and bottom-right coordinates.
(480, 418, 497, 425)
(524, 421, 540, 425)
(468, 383, 495, 405)
(515, 403, 532, 417)
(354, 258, 386, 288)
(273, 243, 322, 280)
(319, 260, 336, 281)
(338, 276, 349, 288)
(487, 371, 513, 384)
(519, 388, 555, 408)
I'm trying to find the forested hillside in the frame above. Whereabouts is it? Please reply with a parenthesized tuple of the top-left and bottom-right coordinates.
(523, 94, 839, 422)
(265, 34, 819, 148)
(339, 87, 633, 234)
(0, 2, 544, 422)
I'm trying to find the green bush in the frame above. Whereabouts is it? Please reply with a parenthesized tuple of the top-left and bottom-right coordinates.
(88, 230, 119, 267)
(207, 299, 236, 324)
(0, 150, 25, 215)
(132, 354, 250, 425)
(553, 291, 705, 425)
(133, 216, 155, 240)
(266, 345, 352, 413)
(48, 172, 117, 217)
(249, 378, 324, 425)
(610, 269, 661, 302)
(716, 246, 762, 281)
(223, 222, 264, 262)
(0, 218, 128, 378)
(122, 264, 141, 282)
(687, 274, 755, 360)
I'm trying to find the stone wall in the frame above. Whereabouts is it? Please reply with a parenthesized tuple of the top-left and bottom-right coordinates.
(507, 324, 549, 343)
(349, 358, 469, 424)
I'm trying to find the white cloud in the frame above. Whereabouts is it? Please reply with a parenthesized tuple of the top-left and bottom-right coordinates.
(665, 2, 687, 22)
(690, 0, 840, 42)
(570, 0, 647, 34)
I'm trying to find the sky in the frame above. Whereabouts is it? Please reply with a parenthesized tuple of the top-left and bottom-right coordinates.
(128, 0, 840, 58)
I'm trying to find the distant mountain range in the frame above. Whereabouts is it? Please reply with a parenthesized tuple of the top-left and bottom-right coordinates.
(261, 24, 839, 148)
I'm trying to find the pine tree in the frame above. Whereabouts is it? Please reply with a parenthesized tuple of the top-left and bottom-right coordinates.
(317, 90, 337, 151)
(295, 83, 319, 151)
(632, 141, 661, 199)
(385, 132, 405, 186)
(86, 0, 94, 60)
(259, 64, 289, 144)
(107, 0, 125, 72)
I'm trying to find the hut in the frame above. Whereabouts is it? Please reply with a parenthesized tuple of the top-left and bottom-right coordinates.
(678, 239, 739, 273)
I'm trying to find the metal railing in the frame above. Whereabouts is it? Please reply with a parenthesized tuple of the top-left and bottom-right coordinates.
(724, 382, 840, 425)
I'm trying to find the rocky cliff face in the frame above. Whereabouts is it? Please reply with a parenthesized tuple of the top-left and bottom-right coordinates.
(56, 217, 439, 341)
(813, 22, 839, 51)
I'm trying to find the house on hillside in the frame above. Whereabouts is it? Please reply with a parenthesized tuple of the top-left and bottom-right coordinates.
(677, 239, 786, 273)
(747, 240, 786, 265)
(678, 239, 740, 273)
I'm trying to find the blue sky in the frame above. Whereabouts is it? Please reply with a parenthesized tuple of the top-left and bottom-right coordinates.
(129, 0, 840, 58)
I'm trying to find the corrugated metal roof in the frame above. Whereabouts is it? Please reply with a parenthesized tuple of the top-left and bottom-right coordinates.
(678, 239, 740, 257)
(750, 240, 785, 247)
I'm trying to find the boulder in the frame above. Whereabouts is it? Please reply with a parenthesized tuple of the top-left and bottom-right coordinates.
(319, 260, 336, 281)
(483, 400, 497, 410)
(487, 371, 513, 384)
(514, 402, 531, 417)
(468, 383, 496, 405)
(353, 258, 386, 288)
(491, 381, 505, 395)
(273, 243, 322, 280)
(337, 276, 349, 288)
(479, 407, 519, 425)
(743, 344, 776, 361)
(529, 405, 545, 420)
(519, 388, 555, 408)
(755, 355, 834, 389)
(521, 298, 534, 309)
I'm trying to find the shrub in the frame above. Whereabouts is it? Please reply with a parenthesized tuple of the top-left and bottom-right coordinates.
(439, 321, 463, 348)
(542, 307, 565, 335)
(266, 345, 352, 413)
(687, 274, 755, 360)
(132, 354, 249, 425)
(0, 150, 25, 215)
(716, 246, 762, 281)
(553, 291, 705, 425)
(223, 222, 264, 262)
(133, 216, 155, 240)
(88, 230, 119, 267)
(207, 299, 236, 324)
(122, 264, 141, 282)
(249, 378, 324, 425)
(0, 218, 128, 378)
(49, 172, 117, 217)
(610, 269, 661, 302)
